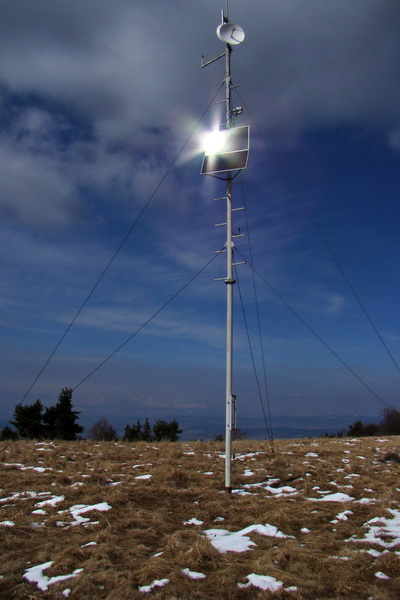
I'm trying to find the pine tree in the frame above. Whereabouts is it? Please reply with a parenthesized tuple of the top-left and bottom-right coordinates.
(43, 387, 83, 440)
(0, 425, 19, 441)
(152, 418, 182, 442)
(123, 420, 142, 442)
(142, 418, 152, 441)
(10, 400, 45, 439)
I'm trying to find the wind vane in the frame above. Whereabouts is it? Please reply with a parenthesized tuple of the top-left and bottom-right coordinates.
(201, 7, 249, 492)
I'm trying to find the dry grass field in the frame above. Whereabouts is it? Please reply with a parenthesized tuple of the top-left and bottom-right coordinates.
(1, 436, 400, 599)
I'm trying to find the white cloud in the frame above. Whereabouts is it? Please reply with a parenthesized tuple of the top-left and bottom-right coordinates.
(0, 1, 398, 146)
(324, 294, 346, 315)
(0, 1, 399, 227)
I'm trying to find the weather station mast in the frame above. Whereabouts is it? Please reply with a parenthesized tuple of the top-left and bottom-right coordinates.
(201, 7, 249, 492)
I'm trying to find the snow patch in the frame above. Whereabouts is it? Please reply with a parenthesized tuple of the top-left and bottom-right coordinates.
(57, 502, 111, 527)
(243, 469, 255, 476)
(23, 561, 83, 591)
(243, 477, 297, 497)
(181, 568, 206, 580)
(375, 571, 390, 580)
(204, 523, 293, 553)
(331, 510, 353, 524)
(81, 541, 97, 547)
(346, 509, 400, 549)
(139, 578, 169, 593)
(238, 573, 283, 591)
(308, 493, 354, 502)
(35, 495, 64, 508)
(183, 518, 204, 526)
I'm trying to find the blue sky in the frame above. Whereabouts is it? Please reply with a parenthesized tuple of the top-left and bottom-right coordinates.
(1, 0, 400, 437)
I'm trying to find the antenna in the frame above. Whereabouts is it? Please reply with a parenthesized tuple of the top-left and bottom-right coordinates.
(201, 11, 248, 492)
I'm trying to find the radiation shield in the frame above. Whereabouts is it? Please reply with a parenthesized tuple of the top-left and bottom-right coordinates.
(201, 126, 249, 175)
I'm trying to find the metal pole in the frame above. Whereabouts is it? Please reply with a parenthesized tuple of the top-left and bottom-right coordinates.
(201, 9, 246, 490)
(224, 43, 233, 492)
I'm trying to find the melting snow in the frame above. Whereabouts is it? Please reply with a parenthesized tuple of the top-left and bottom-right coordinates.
(235, 452, 264, 460)
(0, 490, 51, 504)
(204, 523, 293, 553)
(238, 573, 283, 591)
(243, 469, 255, 476)
(23, 561, 83, 591)
(1, 463, 51, 473)
(355, 497, 375, 504)
(35, 495, 64, 508)
(331, 510, 353, 524)
(242, 477, 297, 497)
(183, 518, 204, 526)
(21, 466, 49, 472)
(57, 502, 112, 527)
(346, 509, 400, 549)
(308, 493, 354, 502)
(81, 541, 97, 547)
(139, 578, 170, 593)
(181, 568, 206, 580)
(369, 549, 386, 558)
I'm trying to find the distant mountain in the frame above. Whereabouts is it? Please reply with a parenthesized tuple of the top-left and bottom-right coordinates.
(179, 413, 381, 441)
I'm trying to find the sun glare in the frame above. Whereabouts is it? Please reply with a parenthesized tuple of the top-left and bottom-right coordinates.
(203, 129, 226, 156)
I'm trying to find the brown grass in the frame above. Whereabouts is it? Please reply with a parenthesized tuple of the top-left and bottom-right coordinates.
(0, 437, 400, 599)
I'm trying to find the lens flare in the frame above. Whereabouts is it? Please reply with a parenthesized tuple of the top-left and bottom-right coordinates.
(203, 130, 226, 156)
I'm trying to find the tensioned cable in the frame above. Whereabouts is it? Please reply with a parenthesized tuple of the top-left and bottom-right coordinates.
(72, 249, 222, 391)
(234, 87, 400, 377)
(236, 176, 275, 453)
(236, 249, 388, 409)
(234, 264, 275, 454)
(0, 249, 222, 455)
(16, 82, 224, 408)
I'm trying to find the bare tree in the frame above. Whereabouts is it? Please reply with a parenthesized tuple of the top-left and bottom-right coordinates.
(381, 406, 400, 435)
(88, 418, 118, 441)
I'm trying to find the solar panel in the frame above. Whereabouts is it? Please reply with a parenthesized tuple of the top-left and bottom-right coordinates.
(201, 126, 249, 175)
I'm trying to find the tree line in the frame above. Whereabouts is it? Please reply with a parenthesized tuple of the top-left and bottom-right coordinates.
(324, 406, 400, 438)
(347, 406, 400, 437)
(88, 417, 182, 442)
(0, 387, 182, 443)
(1, 388, 82, 441)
